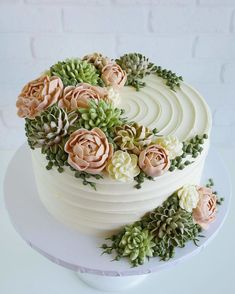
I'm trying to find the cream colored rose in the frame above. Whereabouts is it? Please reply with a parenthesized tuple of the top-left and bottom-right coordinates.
(155, 135, 183, 159)
(16, 75, 63, 119)
(107, 150, 140, 182)
(58, 83, 108, 110)
(177, 184, 199, 212)
(193, 187, 217, 229)
(64, 127, 113, 174)
(101, 63, 127, 89)
(107, 87, 120, 107)
(138, 144, 170, 177)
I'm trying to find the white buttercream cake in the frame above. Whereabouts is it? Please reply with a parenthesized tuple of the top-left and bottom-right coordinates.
(30, 73, 211, 237)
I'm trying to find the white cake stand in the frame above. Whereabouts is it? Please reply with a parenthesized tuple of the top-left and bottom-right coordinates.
(4, 144, 231, 292)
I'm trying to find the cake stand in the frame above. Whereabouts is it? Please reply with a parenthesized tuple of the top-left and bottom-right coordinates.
(4, 144, 231, 292)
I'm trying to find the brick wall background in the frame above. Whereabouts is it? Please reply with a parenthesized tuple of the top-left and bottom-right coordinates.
(0, 0, 235, 149)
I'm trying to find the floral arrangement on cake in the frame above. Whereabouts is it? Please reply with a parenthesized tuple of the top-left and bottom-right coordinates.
(102, 179, 224, 266)
(16, 52, 208, 190)
(16, 52, 223, 267)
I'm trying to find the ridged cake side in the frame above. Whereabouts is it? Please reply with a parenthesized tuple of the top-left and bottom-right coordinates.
(31, 74, 212, 237)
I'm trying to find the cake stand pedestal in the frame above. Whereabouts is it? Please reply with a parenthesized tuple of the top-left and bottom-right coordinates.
(4, 144, 231, 292)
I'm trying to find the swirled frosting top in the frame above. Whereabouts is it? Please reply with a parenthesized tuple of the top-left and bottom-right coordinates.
(119, 74, 212, 141)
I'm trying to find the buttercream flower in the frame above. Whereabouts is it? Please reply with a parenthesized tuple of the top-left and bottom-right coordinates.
(101, 63, 127, 89)
(138, 144, 170, 177)
(193, 186, 217, 229)
(155, 135, 183, 159)
(16, 75, 63, 119)
(107, 87, 120, 107)
(58, 83, 108, 110)
(64, 127, 113, 174)
(177, 184, 199, 213)
(107, 150, 140, 182)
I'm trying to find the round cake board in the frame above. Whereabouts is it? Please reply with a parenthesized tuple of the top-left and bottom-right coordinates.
(4, 144, 231, 291)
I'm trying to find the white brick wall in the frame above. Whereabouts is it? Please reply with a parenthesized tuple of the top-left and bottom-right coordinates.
(63, 7, 149, 33)
(0, 0, 235, 149)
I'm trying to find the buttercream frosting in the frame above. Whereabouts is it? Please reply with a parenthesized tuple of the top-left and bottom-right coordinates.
(31, 74, 212, 236)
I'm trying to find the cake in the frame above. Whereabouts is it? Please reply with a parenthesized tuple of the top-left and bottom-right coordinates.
(16, 53, 220, 266)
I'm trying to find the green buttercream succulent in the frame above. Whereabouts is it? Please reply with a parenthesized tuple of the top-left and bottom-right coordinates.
(143, 194, 200, 260)
(119, 225, 155, 266)
(116, 53, 156, 90)
(114, 122, 154, 155)
(25, 105, 79, 150)
(50, 58, 100, 87)
(102, 224, 155, 267)
(78, 99, 125, 134)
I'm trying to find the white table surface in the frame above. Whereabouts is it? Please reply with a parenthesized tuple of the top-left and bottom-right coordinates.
(1, 146, 235, 294)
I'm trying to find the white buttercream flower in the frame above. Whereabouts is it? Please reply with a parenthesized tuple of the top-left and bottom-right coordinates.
(107, 87, 120, 107)
(155, 135, 183, 159)
(107, 150, 140, 182)
(177, 184, 200, 212)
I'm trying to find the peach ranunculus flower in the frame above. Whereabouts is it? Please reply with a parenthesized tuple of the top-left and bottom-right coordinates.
(193, 186, 217, 230)
(101, 63, 127, 89)
(16, 75, 63, 119)
(64, 127, 113, 174)
(58, 83, 108, 110)
(138, 144, 170, 177)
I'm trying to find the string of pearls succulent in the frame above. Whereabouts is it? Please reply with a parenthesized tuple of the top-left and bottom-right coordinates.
(154, 66, 183, 91)
(169, 134, 208, 172)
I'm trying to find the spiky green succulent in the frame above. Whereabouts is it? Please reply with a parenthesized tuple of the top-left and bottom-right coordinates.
(143, 194, 200, 260)
(50, 58, 101, 87)
(114, 122, 154, 155)
(78, 99, 125, 134)
(116, 53, 156, 90)
(25, 105, 79, 150)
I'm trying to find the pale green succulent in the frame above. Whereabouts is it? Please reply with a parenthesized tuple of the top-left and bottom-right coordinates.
(78, 99, 125, 134)
(50, 58, 100, 87)
(119, 225, 155, 266)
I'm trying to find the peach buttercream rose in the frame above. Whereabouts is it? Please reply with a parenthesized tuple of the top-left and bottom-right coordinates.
(64, 127, 113, 174)
(58, 83, 108, 110)
(193, 186, 217, 230)
(138, 144, 170, 177)
(16, 75, 63, 119)
(101, 63, 127, 89)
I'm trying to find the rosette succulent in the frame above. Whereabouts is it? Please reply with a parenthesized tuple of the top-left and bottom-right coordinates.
(25, 105, 79, 150)
(83, 52, 111, 72)
(114, 123, 154, 155)
(119, 225, 155, 266)
(116, 53, 156, 90)
(16, 75, 63, 119)
(78, 99, 124, 134)
(50, 58, 100, 87)
(143, 194, 200, 260)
